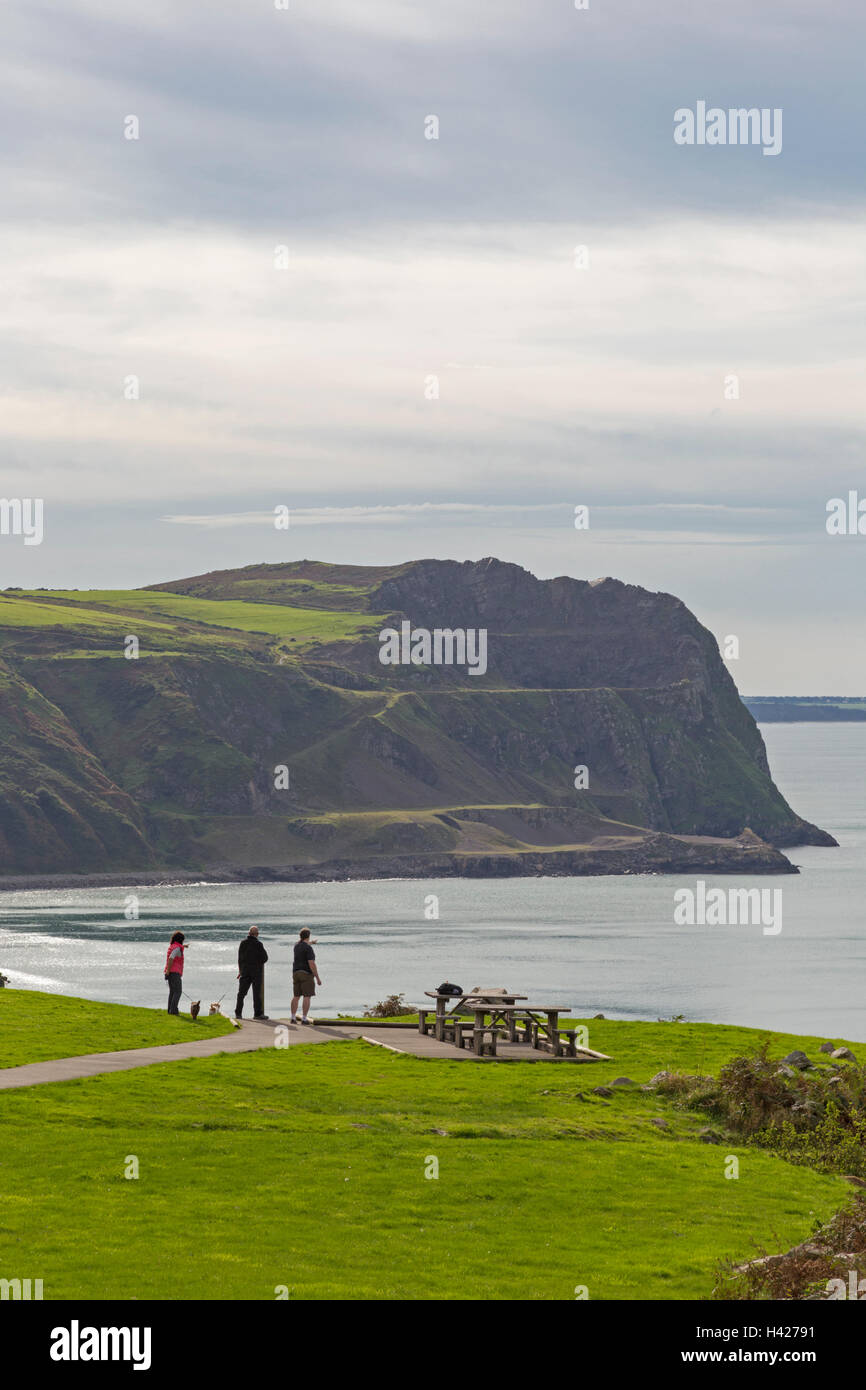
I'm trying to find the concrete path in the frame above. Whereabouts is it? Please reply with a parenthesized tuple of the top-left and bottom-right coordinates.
(0, 1018, 605, 1092)
(0, 1018, 355, 1091)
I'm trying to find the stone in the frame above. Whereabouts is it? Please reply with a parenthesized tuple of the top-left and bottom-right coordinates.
(592, 1086, 614, 1097)
(819, 1042, 836, 1054)
(781, 1050, 812, 1071)
(650, 1118, 669, 1129)
(611, 1076, 636, 1087)
(698, 1127, 722, 1144)
(592, 1013, 605, 1020)
(831, 1047, 856, 1062)
(649, 1070, 674, 1085)
(775, 1065, 797, 1079)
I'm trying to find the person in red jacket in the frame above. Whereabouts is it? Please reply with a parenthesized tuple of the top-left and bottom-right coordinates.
(164, 931, 186, 1014)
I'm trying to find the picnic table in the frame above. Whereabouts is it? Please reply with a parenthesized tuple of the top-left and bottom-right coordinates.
(419, 990, 580, 1057)
(419, 990, 527, 1043)
(464, 1002, 572, 1054)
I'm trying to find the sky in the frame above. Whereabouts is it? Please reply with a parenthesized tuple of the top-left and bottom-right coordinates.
(1, 0, 864, 693)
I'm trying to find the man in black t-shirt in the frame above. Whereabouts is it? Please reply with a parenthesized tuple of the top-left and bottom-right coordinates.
(291, 928, 321, 1024)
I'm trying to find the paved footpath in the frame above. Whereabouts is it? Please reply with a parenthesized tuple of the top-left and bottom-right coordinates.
(0, 1019, 357, 1091)
(0, 1020, 605, 1091)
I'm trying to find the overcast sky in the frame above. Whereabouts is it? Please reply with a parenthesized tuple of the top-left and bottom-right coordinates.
(2, 1, 864, 692)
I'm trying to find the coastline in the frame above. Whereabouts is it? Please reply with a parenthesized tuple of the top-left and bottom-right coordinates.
(0, 834, 803, 893)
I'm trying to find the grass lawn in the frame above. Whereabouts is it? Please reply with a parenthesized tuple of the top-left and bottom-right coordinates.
(15, 590, 383, 645)
(0, 1007, 854, 1300)
(0, 990, 234, 1068)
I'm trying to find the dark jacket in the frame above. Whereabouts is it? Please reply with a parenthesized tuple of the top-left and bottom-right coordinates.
(238, 935, 268, 975)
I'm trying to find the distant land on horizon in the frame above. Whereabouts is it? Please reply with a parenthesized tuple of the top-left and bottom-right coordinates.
(0, 557, 837, 885)
(744, 696, 866, 722)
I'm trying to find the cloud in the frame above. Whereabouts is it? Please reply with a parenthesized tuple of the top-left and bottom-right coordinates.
(1, 1, 864, 688)
(3, 0, 865, 231)
(2, 216, 864, 510)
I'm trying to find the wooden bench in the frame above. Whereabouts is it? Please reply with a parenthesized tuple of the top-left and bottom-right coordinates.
(516, 1017, 538, 1047)
(441, 1015, 461, 1045)
(454, 1021, 503, 1057)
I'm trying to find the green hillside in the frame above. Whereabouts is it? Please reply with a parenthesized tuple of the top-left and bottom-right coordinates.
(0, 559, 835, 877)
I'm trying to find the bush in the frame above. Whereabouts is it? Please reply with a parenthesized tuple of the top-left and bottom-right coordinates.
(363, 993, 411, 1018)
(657, 1046, 866, 1183)
(713, 1049, 801, 1135)
(758, 1107, 866, 1178)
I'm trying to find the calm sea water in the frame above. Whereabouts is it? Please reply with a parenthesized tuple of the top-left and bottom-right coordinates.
(1, 724, 864, 1038)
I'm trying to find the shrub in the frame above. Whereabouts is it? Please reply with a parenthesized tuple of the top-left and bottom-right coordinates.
(363, 993, 411, 1018)
(657, 1050, 866, 1178)
(758, 1108, 866, 1178)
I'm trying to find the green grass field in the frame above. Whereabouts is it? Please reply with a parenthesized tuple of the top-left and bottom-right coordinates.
(0, 990, 233, 1067)
(0, 995, 856, 1300)
(7, 590, 382, 647)
(0, 595, 177, 633)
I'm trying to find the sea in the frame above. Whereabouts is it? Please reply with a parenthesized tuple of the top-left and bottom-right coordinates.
(0, 724, 863, 1038)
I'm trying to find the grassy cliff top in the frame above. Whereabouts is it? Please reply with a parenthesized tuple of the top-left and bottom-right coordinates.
(0, 998, 860, 1300)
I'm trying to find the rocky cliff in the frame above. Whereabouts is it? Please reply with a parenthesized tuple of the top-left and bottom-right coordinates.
(0, 558, 834, 880)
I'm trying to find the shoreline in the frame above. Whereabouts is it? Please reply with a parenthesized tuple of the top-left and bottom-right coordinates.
(0, 836, 806, 893)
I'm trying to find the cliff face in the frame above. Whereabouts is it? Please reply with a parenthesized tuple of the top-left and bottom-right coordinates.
(0, 660, 152, 873)
(0, 558, 834, 878)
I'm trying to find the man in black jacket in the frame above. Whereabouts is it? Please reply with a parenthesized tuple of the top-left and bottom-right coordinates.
(235, 925, 268, 1020)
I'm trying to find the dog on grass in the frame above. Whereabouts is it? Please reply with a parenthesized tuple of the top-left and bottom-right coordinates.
(189, 1000, 201, 1020)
